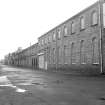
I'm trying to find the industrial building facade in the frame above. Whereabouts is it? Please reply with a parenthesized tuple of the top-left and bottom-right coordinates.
(5, 0, 105, 74)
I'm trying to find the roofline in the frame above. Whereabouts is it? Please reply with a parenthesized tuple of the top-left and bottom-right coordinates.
(38, 1, 98, 39)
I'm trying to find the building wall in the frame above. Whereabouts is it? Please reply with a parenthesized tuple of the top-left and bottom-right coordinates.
(6, 1, 105, 75)
(100, 0, 105, 73)
(8, 43, 38, 69)
(38, 1, 102, 74)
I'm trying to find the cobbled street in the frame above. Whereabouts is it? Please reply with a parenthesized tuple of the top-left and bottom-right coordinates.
(0, 65, 105, 105)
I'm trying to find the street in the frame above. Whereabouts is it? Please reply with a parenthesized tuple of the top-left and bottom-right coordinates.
(0, 65, 105, 105)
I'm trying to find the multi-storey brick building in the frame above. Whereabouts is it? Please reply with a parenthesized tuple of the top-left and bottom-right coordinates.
(5, 0, 105, 74)
(38, 0, 105, 74)
(7, 43, 38, 69)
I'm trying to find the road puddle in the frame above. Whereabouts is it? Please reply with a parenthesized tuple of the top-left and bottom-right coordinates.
(0, 76, 12, 86)
(15, 87, 27, 93)
(0, 76, 27, 93)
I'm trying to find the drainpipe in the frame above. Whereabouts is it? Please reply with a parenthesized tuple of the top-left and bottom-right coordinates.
(99, 0, 103, 73)
(56, 30, 58, 71)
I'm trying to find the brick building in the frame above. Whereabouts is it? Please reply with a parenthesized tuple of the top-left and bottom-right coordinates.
(7, 43, 38, 69)
(38, 0, 105, 74)
(5, 0, 105, 74)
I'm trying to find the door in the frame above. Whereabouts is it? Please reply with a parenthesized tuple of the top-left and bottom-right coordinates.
(39, 55, 44, 69)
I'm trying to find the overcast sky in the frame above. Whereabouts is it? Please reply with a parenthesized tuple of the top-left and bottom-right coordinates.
(0, 0, 97, 60)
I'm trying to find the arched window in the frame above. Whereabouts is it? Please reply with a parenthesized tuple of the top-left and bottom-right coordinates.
(53, 32, 56, 41)
(64, 25, 68, 36)
(92, 11, 98, 25)
(92, 37, 99, 64)
(57, 29, 61, 39)
(49, 35, 52, 42)
(80, 40, 86, 64)
(80, 16, 85, 30)
(71, 22, 75, 34)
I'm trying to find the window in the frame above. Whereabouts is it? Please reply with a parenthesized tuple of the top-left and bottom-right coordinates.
(50, 35, 52, 42)
(92, 37, 99, 64)
(53, 32, 56, 41)
(48, 35, 51, 43)
(42, 39, 44, 45)
(58, 47, 61, 64)
(49, 48, 51, 63)
(44, 38, 47, 44)
(64, 46, 69, 64)
(53, 48, 56, 64)
(71, 43, 76, 64)
(71, 22, 75, 34)
(64, 26, 68, 36)
(58, 29, 61, 39)
(80, 16, 85, 30)
(46, 37, 48, 44)
(47, 37, 49, 43)
(80, 40, 86, 64)
(48, 36, 50, 43)
(92, 11, 98, 25)
(39, 41, 41, 46)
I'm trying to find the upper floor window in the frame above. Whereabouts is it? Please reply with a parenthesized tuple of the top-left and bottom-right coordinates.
(46, 37, 48, 44)
(47, 36, 50, 43)
(80, 16, 85, 30)
(50, 35, 52, 42)
(58, 29, 61, 39)
(64, 26, 68, 36)
(92, 11, 98, 25)
(41, 39, 44, 45)
(39, 41, 41, 46)
(53, 32, 56, 41)
(44, 38, 47, 44)
(53, 48, 56, 63)
(48, 35, 50, 43)
(71, 22, 75, 34)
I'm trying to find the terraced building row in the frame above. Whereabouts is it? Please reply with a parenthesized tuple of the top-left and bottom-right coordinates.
(5, 0, 105, 74)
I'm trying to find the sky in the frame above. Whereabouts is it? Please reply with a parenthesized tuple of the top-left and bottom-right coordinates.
(0, 0, 97, 60)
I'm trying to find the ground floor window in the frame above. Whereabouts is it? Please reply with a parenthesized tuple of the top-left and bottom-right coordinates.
(80, 40, 86, 64)
(64, 46, 69, 64)
(53, 48, 56, 64)
(71, 43, 76, 64)
(92, 37, 99, 64)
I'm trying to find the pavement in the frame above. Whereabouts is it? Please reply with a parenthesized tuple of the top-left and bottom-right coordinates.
(0, 65, 105, 105)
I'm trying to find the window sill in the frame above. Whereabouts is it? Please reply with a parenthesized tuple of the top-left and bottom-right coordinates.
(64, 35, 68, 37)
(91, 23, 98, 27)
(71, 32, 75, 35)
(72, 63, 76, 64)
(81, 63, 86, 64)
(92, 63, 99, 65)
(80, 28, 85, 31)
(64, 63, 68, 64)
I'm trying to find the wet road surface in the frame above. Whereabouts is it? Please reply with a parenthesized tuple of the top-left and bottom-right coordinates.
(0, 65, 105, 105)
